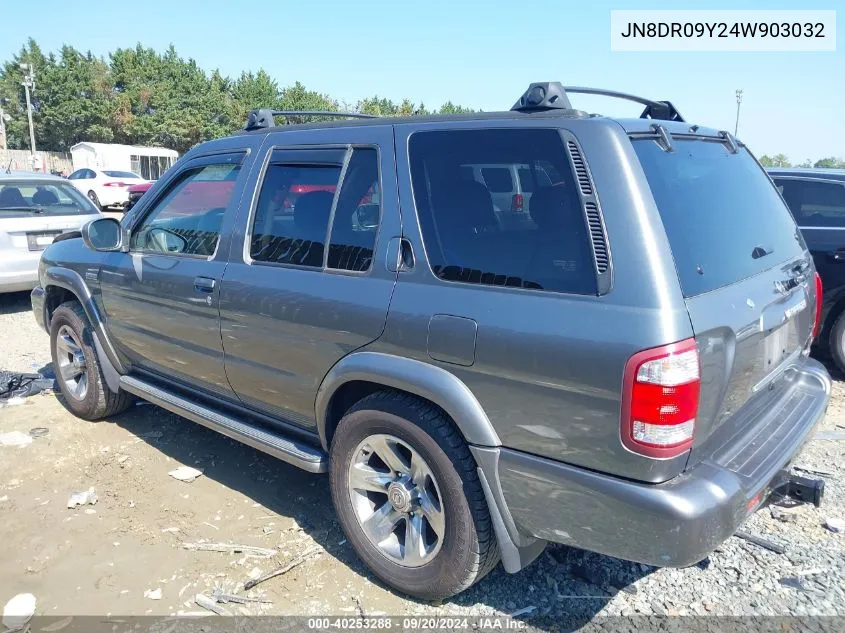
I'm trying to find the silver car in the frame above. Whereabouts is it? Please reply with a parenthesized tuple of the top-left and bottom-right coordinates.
(0, 171, 101, 293)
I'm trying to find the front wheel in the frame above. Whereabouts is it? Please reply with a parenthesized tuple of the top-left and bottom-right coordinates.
(50, 301, 133, 420)
(329, 391, 500, 600)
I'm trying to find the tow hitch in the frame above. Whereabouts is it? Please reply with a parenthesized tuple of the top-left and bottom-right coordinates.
(776, 473, 825, 507)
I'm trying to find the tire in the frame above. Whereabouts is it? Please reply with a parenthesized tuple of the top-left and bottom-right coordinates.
(329, 391, 500, 600)
(50, 301, 133, 420)
(829, 311, 845, 374)
(87, 190, 102, 210)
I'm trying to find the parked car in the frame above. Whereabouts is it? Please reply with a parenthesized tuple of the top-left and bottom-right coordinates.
(768, 168, 845, 371)
(31, 83, 830, 600)
(125, 182, 152, 212)
(66, 168, 146, 210)
(462, 162, 553, 228)
(0, 171, 101, 293)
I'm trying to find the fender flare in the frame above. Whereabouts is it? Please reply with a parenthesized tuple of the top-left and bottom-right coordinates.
(44, 266, 127, 380)
(314, 351, 501, 452)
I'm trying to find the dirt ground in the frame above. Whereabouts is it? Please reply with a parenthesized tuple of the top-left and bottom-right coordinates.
(1, 289, 844, 622)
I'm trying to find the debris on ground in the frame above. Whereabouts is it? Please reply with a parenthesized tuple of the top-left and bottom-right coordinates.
(2, 593, 36, 632)
(143, 588, 162, 600)
(734, 530, 786, 554)
(66, 488, 98, 509)
(168, 466, 204, 482)
(211, 588, 272, 605)
(0, 370, 54, 401)
(770, 504, 805, 523)
(0, 431, 33, 448)
(182, 542, 276, 558)
(243, 547, 320, 590)
(28, 427, 49, 439)
(813, 431, 845, 441)
(793, 465, 834, 477)
(195, 593, 229, 616)
(825, 517, 845, 533)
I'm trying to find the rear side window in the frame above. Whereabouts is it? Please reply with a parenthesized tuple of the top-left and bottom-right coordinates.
(250, 148, 381, 272)
(409, 128, 597, 295)
(103, 171, 140, 179)
(480, 167, 513, 193)
(775, 179, 845, 227)
(633, 139, 805, 297)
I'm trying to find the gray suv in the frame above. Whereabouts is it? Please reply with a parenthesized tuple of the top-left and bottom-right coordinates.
(31, 83, 831, 600)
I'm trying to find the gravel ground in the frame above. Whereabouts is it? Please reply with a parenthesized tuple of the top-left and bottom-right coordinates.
(1, 288, 844, 623)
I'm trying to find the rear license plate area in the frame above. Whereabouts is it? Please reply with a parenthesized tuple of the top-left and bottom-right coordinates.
(26, 231, 62, 251)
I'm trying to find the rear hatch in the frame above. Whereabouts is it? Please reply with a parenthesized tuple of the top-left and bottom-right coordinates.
(632, 135, 815, 468)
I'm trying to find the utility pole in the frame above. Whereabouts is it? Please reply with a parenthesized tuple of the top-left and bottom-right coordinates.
(20, 63, 36, 156)
(734, 89, 743, 137)
(0, 98, 9, 150)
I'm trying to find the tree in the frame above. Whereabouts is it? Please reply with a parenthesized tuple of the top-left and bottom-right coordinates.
(814, 157, 845, 169)
(758, 153, 790, 168)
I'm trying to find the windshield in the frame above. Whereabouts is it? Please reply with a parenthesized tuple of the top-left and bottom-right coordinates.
(0, 180, 100, 216)
(104, 170, 141, 179)
(633, 138, 805, 297)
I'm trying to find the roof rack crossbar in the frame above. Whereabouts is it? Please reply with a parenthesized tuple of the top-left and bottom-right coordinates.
(562, 86, 684, 122)
(244, 108, 378, 131)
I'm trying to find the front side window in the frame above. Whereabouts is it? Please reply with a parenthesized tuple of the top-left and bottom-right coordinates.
(409, 128, 597, 295)
(775, 179, 845, 227)
(130, 159, 242, 256)
(250, 147, 381, 271)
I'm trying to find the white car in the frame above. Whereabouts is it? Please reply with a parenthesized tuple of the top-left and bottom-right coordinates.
(67, 168, 147, 210)
(0, 172, 102, 293)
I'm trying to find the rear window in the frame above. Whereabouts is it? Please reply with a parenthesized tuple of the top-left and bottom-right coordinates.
(633, 139, 805, 297)
(775, 178, 845, 227)
(480, 167, 513, 193)
(103, 171, 140, 179)
(0, 181, 98, 216)
(409, 128, 597, 295)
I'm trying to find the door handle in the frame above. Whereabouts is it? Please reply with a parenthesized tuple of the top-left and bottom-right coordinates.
(194, 276, 216, 293)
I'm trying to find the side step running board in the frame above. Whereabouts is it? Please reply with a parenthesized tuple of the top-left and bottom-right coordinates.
(119, 375, 328, 473)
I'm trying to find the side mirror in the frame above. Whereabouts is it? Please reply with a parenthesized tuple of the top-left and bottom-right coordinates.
(82, 217, 124, 252)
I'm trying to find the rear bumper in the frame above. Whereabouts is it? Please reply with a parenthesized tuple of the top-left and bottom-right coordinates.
(492, 357, 830, 568)
(0, 250, 40, 293)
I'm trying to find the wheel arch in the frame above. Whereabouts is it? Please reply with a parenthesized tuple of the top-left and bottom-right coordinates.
(315, 352, 501, 452)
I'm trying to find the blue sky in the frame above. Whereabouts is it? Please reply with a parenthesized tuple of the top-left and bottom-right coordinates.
(2, 0, 842, 161)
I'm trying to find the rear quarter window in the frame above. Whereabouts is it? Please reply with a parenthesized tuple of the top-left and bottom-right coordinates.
(633, 139, 805, 297)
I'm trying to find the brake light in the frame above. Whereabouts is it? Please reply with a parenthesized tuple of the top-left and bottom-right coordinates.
(813, 272, 823, 339)
(511, 193, 524, 211)
(621, 338, 700, 459)
(103, 182, 127, 187)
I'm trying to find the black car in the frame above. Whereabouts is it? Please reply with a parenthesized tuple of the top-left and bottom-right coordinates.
(769, 168, 845, 370)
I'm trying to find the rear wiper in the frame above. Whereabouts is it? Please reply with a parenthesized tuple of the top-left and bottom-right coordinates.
(0, 206, 45, 213)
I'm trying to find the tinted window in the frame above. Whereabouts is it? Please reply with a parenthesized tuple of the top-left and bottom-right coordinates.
(776, 179, 845, 227)
(633, 139, 804, 297)
(130, 160, 241, 256)
(327, 148, 381, 272)
(481, 167, 513, 193)
(0, 181, 97, 216)
(103, 170, 140, 179)
(409, 128, 597, 295)
(251, 163, 342, 267)
(518, 166, 552, 193)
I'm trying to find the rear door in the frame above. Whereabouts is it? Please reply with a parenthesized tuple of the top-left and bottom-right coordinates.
(218, 125, 399, 431)
(633, 137, 815, 464)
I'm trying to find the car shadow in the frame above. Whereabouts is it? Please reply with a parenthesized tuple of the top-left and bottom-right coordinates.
(98, 400, 653, 625)
(0, 290, 34, 316)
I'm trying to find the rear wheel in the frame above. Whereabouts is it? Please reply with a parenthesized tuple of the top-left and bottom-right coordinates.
(829, 311, 845, 374)
(50, 301, 133, 420)
(329, 391, 499, 600)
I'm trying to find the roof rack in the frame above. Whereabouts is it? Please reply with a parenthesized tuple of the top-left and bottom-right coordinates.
(244, 108, 378, 131)
(511, 82, 684, 122)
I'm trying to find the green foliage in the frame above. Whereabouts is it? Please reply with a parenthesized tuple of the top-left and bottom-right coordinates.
(0, 40, 475, 153)
(814, 157, 845, 169)
(758, 153, 791, 168)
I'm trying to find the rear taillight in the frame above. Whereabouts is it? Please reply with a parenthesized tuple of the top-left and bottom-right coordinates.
(103, 182, 127, 188)
(813, 272, 823, 339)
(621, 338, 700, 459)
(511, 193, 524, 212)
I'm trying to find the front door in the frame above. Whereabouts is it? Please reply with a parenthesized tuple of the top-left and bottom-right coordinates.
(98, 151, 250, 398)
(219, 125, 399, 430)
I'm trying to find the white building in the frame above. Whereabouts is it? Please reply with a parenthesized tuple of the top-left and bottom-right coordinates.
(70, 142, 179, 180)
